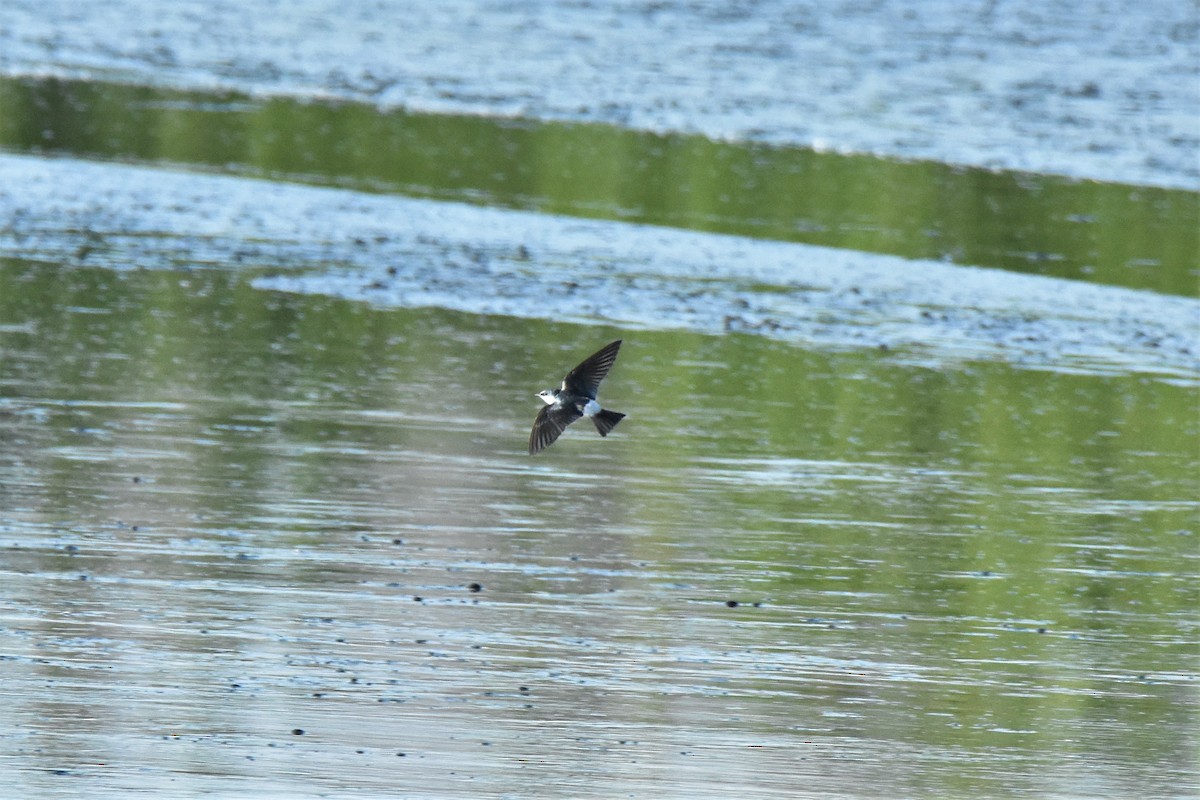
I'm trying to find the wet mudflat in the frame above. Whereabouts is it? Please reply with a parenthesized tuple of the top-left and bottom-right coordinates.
(1, 261, 1197, 799)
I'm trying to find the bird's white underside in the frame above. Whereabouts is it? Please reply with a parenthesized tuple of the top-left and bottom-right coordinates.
(535, 390, 600, 417)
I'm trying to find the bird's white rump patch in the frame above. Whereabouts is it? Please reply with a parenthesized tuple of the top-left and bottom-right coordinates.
(582, 399, 601, 417)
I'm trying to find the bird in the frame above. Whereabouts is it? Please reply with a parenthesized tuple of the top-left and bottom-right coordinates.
(529, 340, 626, 454)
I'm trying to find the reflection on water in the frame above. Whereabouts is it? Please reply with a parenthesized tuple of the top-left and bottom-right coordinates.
(1, 262, 1196, 798)
(1, 75, 1197, 296)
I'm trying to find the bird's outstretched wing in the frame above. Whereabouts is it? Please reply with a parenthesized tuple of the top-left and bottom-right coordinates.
(562, 340, 622, 397)
(529, 404, 583, 454)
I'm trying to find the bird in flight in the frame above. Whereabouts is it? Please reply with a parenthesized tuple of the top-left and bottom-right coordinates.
(529, 340, 626, 454)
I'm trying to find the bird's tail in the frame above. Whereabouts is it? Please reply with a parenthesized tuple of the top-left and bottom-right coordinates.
(592, 409, 625, 437)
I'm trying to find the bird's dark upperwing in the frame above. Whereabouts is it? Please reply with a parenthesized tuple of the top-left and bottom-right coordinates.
(529, 404, 583, 454)
(562, 340, 622, 397)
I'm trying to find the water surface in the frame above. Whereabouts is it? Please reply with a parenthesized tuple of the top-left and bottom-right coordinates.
(1, 76, 1196, 296)
(1, 262, 1196, 798)
(2, 0, 1196, 188)
(0, 5, 1197, 794)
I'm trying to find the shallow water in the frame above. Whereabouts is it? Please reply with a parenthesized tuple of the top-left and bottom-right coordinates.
(1, 0, 1196, 189)
(2, 152, 1197, 391)
(1, 75, 1196, 297)
(1, 3, 1198, 796)
(1, 263, 1197, 798)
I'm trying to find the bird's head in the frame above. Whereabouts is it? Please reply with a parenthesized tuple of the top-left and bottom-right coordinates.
(535, 389, 558, 405)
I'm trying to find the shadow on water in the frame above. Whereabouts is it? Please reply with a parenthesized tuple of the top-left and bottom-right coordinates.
(1, 75, 1197, 297)
(1, 260, 1197, 797)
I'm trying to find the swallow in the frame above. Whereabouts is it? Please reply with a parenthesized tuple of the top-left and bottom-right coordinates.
(529, 340, 626, 454)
